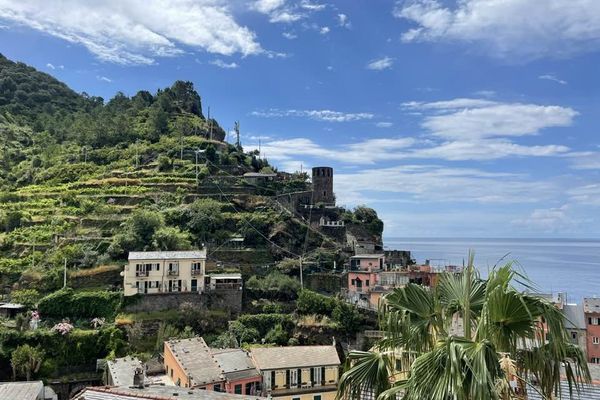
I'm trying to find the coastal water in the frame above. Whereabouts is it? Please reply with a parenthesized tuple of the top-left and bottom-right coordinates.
(384, 238, 600, 303)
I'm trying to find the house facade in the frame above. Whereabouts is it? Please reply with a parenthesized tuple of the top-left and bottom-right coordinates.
(124, 250, 206, 296)
(164, 338, 261, 394)
(250, 345, 341, 400)
(584, 298, 600, 363)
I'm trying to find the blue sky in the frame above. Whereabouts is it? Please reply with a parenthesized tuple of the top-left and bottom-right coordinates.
(1, 0, 600, 239)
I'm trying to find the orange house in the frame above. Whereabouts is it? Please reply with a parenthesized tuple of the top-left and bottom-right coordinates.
(164, 337, 261, 393)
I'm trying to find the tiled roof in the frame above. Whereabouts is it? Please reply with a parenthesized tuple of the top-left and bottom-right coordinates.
(73, 386, 266, 400)
(128, 250, 206, 261)
(250, 346, 340, 370)
(165, 338, 224, 386)
(350, 254, 384, 259)
(584, 298, 600, 314)
(0, 381, 43, 400)
(211, 349, 260, 381)
(107, 356, 145, 387)
(528, 381, 600, 400)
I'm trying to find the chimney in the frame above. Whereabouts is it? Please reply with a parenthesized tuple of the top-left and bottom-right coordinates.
(133, 366, 145, 388)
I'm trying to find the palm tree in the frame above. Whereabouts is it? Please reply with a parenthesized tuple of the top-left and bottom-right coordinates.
(337, 253, 589, 400)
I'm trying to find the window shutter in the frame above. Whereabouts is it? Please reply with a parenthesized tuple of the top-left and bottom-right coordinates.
(286, 370, 290, 388)
(310, 367, 315, 385)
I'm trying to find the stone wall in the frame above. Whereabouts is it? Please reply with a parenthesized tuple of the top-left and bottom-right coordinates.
(122, 289, 242, 315)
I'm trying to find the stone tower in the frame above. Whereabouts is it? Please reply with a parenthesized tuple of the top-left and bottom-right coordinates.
(312, 166, 334, 205)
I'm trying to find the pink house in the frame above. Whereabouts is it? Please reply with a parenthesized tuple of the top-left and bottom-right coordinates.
(347, 254, 385, 295)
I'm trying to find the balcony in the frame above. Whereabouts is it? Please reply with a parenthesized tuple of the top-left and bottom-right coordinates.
(167, 269, 179, 276)
(191, 269, 202, 276)
(135, 271, 149, 277)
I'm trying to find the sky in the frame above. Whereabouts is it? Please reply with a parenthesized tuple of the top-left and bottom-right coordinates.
(1, 0, 600, 239)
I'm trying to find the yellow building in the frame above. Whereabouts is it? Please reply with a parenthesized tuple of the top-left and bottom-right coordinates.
(123, 250, 206, 296)
(250, 346, 341, 400)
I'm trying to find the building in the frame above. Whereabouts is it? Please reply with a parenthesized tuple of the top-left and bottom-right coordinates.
(346, 254, 385, 304)
(212, 348, 262, 395)
(0, 302, 25, 318)
(164, 337, 225, 389)
(0, 381, 57, 400)
(104, 356, 146, 387)
(124, 250, 207, 296)
(563, 303, 587, 353)
(73, 386, 266, 400)
(164, 337, 259, 394)
(584, 298, 600, 363)
(243, 172, 277, 185)
(383, 250, 414, 269)
(206, 274, 243, 291)
(250, 345, 341, 400)
(311, 167, 334, 205)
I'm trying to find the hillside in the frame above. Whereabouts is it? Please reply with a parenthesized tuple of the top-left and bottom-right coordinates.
(0, 54, 383, 297)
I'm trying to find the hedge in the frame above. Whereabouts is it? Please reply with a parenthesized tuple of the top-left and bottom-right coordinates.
(38, 288, 122, 319)
(0, 325, 127, 375)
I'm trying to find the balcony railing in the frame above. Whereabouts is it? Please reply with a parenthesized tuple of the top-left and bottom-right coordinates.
(167, 269, 179, 276)
(191, 269, 202, 276)
(135, 271, 149, 277)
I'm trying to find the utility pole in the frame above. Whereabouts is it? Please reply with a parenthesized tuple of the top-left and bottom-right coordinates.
(299, 256, 304, 289)
(63, 258, 67, 288)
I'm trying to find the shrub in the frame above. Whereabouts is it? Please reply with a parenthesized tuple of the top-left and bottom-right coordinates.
(264, 324, 288, 345)
(236, 313, 294, 337)
(10, 289, 41, 308)
(296, 290, 336, 316)
(38, 288, 122, 319)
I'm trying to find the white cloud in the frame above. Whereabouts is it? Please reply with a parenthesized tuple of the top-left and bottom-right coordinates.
(0, 0, 262, 65)
(46, 63, 64, 70)
(376, 122, 393, 128)
(252, 0, 324, 24)
(210, 59, 239, 69)
(250, 108, 374, 122)
(300, 1, 326, 11)
(335, 165, 557, 204)
(282, 32, 297, 39)
(319, 26, 330, 35)
(539, 74, 568, 85)
(568, 184, 600, 206)
(511, 205, 576, 232)
(338, 13, 351, 28)
(326, 65, 334, 71)
(404, 98, 578, 140)
(252, 0, 285, 14)
(97, 75, 112, 83)
(567, 151, 600, 170)
(394, 0, 600, 60)
(366, 56, 394, 70)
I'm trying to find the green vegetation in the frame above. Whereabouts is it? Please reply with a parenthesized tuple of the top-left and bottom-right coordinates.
(38, 288, 122, 319)
(337, 258, 590, 400)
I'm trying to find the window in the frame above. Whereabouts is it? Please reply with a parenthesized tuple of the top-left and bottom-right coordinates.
(351, 279, 355, 286)
(592, 357, 600, 364)
(366, 280, 370, 287)
(234, 384, 242, 394)
(572, 332, 578, 340)
(245, 382, 253, 395)
(312, 367, 322, 386)
(214, 384, 222, 392)
(170, 369, 173, 378)
(593, 337, 600, 345)
(314, 396, 322, 400)
(271, 370, 276, 388)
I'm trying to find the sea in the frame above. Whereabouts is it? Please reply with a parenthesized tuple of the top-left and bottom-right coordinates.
(383, 237, 600, 303)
